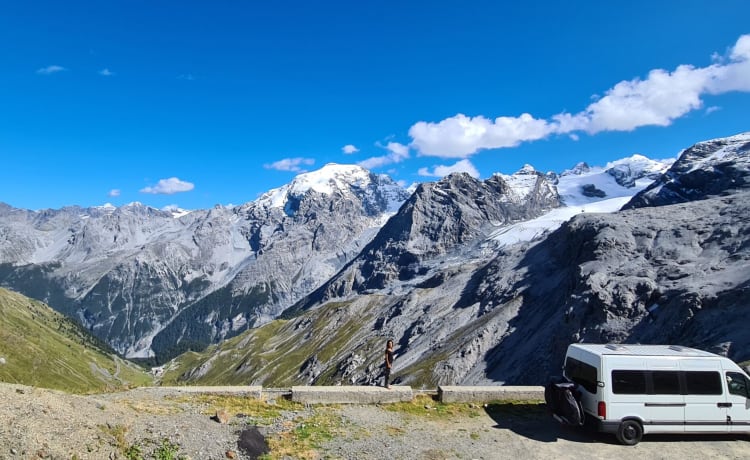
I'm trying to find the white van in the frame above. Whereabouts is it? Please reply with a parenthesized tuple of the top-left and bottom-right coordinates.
(561, 343, 750, 445)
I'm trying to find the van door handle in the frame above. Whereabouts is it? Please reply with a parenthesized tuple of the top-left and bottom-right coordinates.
(717, 402, 732, 408)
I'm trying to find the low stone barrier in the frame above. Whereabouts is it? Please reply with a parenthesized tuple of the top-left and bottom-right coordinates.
(154, 385, 544, 405)
(291, 385, 413, 404)
(437, 385, 544, 403)
(159, 385, 263, 398)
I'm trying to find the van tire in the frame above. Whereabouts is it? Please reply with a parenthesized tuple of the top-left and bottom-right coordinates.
(616, 420, 643, 445)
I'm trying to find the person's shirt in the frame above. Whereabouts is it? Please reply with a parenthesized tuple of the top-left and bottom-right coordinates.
(385, 348, 394, 367)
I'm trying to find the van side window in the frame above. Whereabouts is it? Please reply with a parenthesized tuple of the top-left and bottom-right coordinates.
(652, 370, 681, 394)
(564, 357, 598, 393)
(726, 372, 750, 398)
(612, 370, 647, 394)
(685, 371, 722, 395)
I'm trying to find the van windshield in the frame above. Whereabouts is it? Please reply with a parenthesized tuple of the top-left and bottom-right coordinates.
(565, 357, 597, 394)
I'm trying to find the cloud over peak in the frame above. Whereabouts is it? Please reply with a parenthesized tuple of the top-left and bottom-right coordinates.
(409, 113, 553, 158)
(357, 142, 410, 170)
(418, 159, 480, 178)
(264, 157, 315, 172)
(342, 144, 359, 154)
(140, 177, 195, 195)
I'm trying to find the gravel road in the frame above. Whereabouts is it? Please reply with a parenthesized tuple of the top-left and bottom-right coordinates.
(323, 402, 750, 460)
(1, 383, 748, 459)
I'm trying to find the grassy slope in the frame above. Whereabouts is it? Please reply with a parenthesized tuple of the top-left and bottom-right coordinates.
(161, 299, 382, 387)
(160, 288, 501, 389)
(0, 288, 151, 393)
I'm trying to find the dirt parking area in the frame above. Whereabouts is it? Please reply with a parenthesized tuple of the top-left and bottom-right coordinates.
(321, 401, 750, 460)
(1, 384, 748, 460)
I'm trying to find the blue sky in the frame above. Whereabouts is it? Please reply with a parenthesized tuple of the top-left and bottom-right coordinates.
(1, 1, 749, 211)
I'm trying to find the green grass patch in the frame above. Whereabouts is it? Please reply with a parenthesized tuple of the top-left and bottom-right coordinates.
(179, 394, 343, 460)
(265, 407, 343, 460)
(99, 423, 130, 451)
(176, 393, 303, 425)
(384, 394, 485, 419)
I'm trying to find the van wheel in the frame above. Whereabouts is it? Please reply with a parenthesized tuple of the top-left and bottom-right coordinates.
(616, 420, 643, 445)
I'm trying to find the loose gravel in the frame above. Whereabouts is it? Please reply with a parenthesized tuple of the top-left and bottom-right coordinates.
(1, 383, 749, 460)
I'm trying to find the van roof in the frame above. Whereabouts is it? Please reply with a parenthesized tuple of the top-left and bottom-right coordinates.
(570, 343, 719, 358)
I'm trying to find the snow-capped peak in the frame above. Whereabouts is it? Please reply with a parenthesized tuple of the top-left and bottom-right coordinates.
(682, 131, 750, 173)
(515, 164, 537, 175)
(490, 154, 672, 249)
(605, 153, 672, 175)
(495, 165, 543, 201)
(605, 154, 673, 188)
(257, 163, 372, 209)
(162, 205, 192, 218)
(255, 163, 409, 214)
(555, 154, 672, 206)
(94, 203, 117, 213)
(561, 162, 591, 176)
(289, 163, 372, 196)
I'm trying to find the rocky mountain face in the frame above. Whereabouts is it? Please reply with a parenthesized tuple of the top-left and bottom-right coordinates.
(0, 164, 410, 361)
(624, 133, 750, 208)
(285, 166, 561, 315)
(160, 132, 750, 388)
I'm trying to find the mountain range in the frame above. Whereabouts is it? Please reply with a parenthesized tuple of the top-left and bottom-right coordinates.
(1, 132, 748, 387)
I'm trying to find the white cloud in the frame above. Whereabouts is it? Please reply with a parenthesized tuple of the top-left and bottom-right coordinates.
(418, 159, 480, 178)
(358, 142, 410, 170)
(358, 155, 391, 170)
(36, 65, 67, 75)
(711, 34, 750, 93)
(342, 144, 359, 154)
(178, 74, 195, 81)
(108, 189, 121, 197)
(572, 64, 717, 133)
(140, 177, 195, 195)
(408, 34, 750, 156)
(263, 157, 315, 172)
(99, 68, 115, 76)
(730, 34, 750, 61)
(705, 106, 721, 115)
(409, 113, 554, 158)
(386, 142, 409, 159)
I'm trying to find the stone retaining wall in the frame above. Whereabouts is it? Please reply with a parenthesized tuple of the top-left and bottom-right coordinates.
(437, 385, 545, 403)
(158, 385, 545, 405)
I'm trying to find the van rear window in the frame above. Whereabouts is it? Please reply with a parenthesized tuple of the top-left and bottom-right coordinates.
(612, 370, 647, 394)
(564, 357, 598, 393)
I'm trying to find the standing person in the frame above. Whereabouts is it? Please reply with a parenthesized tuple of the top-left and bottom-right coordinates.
(384, 339, 394, 389)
